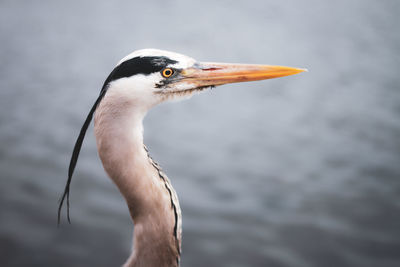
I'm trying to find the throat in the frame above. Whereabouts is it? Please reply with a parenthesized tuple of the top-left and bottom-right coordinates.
(94, 93, 181, 267)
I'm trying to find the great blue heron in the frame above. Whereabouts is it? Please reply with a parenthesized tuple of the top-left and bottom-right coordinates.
(58, 49, 306, 267)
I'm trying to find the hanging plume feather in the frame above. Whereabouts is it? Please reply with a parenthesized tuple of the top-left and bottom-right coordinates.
(57, 89, 106, 224)
(57, 65, 121, 224)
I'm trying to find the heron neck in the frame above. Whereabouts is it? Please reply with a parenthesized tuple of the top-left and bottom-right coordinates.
(94, 91, 180, 267)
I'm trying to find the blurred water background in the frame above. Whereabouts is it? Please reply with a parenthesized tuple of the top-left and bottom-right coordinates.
(1, 0, 399, 266)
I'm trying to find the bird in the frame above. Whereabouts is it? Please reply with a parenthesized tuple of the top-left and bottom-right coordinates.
(58, 49, 306, 267)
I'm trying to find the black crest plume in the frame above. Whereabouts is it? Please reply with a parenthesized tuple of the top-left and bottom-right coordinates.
(57, 55, 178, 224)
(57, 66, 115, 224)
(57, 88, 106, 224)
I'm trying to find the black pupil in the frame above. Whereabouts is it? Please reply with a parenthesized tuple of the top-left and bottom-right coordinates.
(165, 69, 172, 76)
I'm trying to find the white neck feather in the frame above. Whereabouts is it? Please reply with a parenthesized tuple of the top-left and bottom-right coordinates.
(94, 86, 180, 267)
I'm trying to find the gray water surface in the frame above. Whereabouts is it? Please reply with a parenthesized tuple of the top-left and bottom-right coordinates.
(1, 1, 400, 266)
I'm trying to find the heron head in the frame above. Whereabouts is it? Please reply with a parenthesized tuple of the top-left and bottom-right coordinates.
(58, 48, 306, 224)
(102, 49, 306, 110)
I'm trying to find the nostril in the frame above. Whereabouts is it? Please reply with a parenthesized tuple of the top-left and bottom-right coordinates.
(202, 67, 222, 71)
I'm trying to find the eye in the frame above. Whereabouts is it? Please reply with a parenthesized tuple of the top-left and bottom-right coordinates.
(161, 68, 174, 78)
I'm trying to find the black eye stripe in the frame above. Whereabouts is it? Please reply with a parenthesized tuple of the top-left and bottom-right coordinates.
(103, 56, 178, 89)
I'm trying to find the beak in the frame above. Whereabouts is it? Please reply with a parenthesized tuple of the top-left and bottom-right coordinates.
(179, 62, 307, 88)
